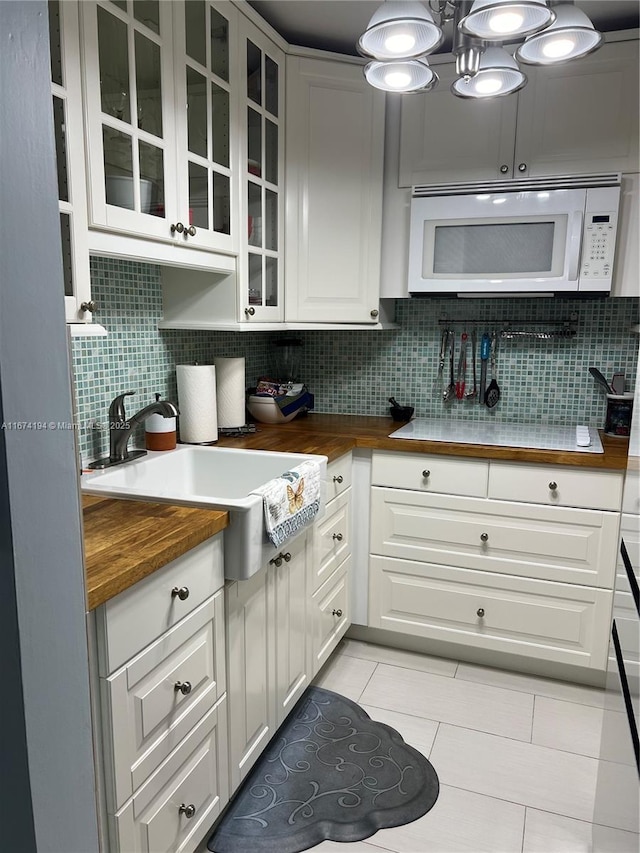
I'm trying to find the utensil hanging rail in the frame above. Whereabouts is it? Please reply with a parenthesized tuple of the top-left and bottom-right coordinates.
(437, 312, 578, 340)
(499, 329, 577, 340)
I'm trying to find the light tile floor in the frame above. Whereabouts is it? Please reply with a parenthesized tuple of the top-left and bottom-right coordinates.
(310, 639, 637, 853)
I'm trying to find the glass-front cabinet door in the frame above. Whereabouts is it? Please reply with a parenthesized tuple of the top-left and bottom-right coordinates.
(172, 0, 237, 254)
(81, 0, 178, 242)
(49, 0, 92, 322)
(239, 16, 284, 322)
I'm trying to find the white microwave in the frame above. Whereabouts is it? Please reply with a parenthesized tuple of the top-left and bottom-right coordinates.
(408, 175, 621, 296)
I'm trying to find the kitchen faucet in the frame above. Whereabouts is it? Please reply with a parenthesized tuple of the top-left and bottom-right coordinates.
(87, 391, 179, 469)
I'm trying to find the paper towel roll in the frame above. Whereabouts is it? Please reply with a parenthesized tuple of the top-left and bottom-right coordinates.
(176, 364, 218, 443)
(214, 357, 246, 428)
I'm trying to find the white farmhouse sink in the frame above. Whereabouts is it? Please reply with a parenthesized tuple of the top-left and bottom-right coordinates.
(82, 446, 327, 581)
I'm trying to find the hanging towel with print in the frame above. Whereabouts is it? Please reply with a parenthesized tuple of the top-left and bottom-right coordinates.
(251, 460, 321, 548)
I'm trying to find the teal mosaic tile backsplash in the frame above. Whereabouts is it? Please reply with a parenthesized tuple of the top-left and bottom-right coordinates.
(71, 258, 273, 462)
(71, 257, 639, 462)
(293, 297, 639, 426)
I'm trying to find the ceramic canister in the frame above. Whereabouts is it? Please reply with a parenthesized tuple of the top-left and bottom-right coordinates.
(145, 410, 177, 450)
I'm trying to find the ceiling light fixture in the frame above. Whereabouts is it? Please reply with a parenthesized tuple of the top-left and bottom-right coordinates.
(516, 3, 603, 65)
(364, 58, 439, 92)
(458, 0, 554, 39)
(358, 1, 601, 99)
(357, 1, 444, 60)
(451, 47, 527, 97)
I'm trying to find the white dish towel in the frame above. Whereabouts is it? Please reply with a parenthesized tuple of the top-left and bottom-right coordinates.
(251, 460, 322, 548)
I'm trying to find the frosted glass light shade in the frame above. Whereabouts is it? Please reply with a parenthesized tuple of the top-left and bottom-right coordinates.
(459, 0, 554, 40)
(358, 1, 443, 60)
(364, 58, 438, 92)
(516, 4, 602, 65)
(451, 47, 527, 98)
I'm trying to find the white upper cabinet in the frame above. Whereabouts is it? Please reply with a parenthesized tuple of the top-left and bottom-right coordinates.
(172, 0, 239, 254)
(399, 37, 639, 187)
(49, 0, 93, 322)
(285, 56, 385, 324)
(82, 1, 178, 241)
(515, 39, 639, 179)
(399, 60, 518, 186)
(238, 14, 285, 323)
(81, 0, 238, 255)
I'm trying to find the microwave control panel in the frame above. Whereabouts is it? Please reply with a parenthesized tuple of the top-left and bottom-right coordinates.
(580, 212, 618, 281)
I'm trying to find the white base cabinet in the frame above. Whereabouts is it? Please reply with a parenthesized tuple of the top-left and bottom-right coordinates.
(309, 454, 353, 675)
(369, 451, 623, 672)
(225, 454, 354, 798)
(225, 529, 311, 795)
(92, 535, 228, 853)
(224, 561, 275, 795)
(112, 698, 228, 853)
(370, 556, 612, 671)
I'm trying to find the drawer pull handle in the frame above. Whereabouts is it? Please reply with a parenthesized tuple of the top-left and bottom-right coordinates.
(549, 481, 558, 491)
(477, 608, 485, 618)
(179, 803, 196, 819)
(270, 551, 292, 568)
(332, 533, 343, 542)
(332, 609, 343, 618)
(333, 475, 344, 484)
(174, 681, 192, 695)
(422, 470, 431, 479)
(171, 586, 190, 601)
(480, 533, 489, 542)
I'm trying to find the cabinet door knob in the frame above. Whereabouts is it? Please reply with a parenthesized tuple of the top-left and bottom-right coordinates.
(518, 162, 527, 172)
(270, 555, 283, 567)
(477, 607, 485, 618)
(174, 680, 192, 695)
(171, 586, 190, 601)
(186, 224, 196, 237)
(245, 307, 256, 316)
(332, 532, 343, 542)
(370, 309, 379, 318)
(549, 481, 558, 491)
(332, 609, 343, 618)
(80, 300, 97, 313)
(499, 164, 509, 174)
(179, 803, 196, 819)
(171, 222, 185, 234)
(480, 532, 489, 542)
(283, 551, 291, 562)
(333, 475, 343, 484)
(422, 469, 430, 479)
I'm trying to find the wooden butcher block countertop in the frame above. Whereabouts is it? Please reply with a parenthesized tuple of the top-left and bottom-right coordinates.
(83, 495, 228, 610)
(216, 413, 628, 470)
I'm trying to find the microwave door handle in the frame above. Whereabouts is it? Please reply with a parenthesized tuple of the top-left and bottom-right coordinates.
(567, 210, 584, 282)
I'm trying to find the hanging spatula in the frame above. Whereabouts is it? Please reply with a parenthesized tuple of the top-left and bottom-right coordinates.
(478, 332, 490, 405)
(485, 332, 501, 409)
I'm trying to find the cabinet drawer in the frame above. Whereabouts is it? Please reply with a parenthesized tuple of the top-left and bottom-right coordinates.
(370, 556, 612, 670)
(372, 450, 488, 497)
(313, 489, 351, 592)
(370, 487, 619, 588)
(488, 461, 623, 511)
(326, 453, 352, 502)
(312, 556, 351, 675)
(104, 592, 226, 811)
(97, 536, 224, 676)
(112, 696, 228, 853)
